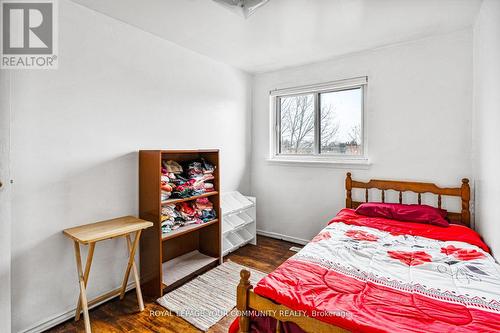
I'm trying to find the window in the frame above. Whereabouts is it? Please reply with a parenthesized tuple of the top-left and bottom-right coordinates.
(271, 77, 367, 163)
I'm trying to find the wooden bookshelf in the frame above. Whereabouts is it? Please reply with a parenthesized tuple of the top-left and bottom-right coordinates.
(139, 149, 221, 297)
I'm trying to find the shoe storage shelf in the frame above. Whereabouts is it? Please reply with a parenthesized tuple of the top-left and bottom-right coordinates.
(139, 150, 221, 297)
(221, 191, 256, 256)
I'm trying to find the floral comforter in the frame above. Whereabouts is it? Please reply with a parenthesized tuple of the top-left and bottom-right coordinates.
(249, 209, 500, 332)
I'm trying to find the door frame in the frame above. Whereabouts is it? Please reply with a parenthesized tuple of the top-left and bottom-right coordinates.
(0, 70, 12, 333)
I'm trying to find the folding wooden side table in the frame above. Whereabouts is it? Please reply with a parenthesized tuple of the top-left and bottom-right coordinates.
(63, 216, 153, 333)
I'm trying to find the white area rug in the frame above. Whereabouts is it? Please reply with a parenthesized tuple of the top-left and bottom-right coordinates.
(157, 261, 266, 331)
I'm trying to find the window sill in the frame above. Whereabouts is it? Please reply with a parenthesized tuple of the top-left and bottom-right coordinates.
(266, 157, 371, 169)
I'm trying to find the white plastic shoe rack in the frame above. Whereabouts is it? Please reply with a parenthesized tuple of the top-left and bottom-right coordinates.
(220, 191, 256, 256)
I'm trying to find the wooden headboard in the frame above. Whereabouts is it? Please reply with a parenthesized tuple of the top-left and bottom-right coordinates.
(345, 173, 471, 227)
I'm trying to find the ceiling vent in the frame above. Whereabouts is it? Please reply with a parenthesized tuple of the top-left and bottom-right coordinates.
(213, 0, 269, 18)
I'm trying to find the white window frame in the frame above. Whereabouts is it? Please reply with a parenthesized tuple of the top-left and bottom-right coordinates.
(269, 76, 369, 166)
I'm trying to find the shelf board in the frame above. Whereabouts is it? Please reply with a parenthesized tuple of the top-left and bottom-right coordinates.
(162, 250, 219, 287)
(222, 237, 255, 257)
(160, 149, 219, 154)
(161, 191, 218, 205)
(162, 219, 218, 241)
(222, 219, 255, 235)
(223, 204, 255, 217)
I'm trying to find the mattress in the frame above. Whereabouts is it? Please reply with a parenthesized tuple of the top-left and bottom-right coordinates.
(230, 208, 500, 333)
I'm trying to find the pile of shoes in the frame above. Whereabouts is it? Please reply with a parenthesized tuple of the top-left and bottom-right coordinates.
(193, 198, 216, 222)
(161, 204, 183, 234)
(161, 160, 183, 201)
(185, 159, 216, 195)
(161, 199, 217, 234)
(159, 158, 217, 235)
(161, 158, 216, 201)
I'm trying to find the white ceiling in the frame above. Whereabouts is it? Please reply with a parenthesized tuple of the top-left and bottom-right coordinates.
(71, 0, 482, 73)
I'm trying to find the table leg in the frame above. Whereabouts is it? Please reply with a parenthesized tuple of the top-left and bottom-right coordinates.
(75, 242, 95, 321)
(74, 241, 92, 333)
(126, 234, 145, 311)
(120, 230, 142, 301)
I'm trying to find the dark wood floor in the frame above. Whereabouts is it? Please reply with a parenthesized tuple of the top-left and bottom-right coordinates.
(47, 236, 299, 333)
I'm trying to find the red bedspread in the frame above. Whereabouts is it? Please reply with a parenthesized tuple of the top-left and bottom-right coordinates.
(330, 209, 490, 252)
(230, 209, 500, 333)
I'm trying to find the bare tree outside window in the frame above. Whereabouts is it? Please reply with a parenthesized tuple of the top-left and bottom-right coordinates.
(279, 94, 315, 154)
(348, 124, 361, 145)
(320, 104, 340, 149)
(320, 88, 362, 155)
(277, 86, 363, 156)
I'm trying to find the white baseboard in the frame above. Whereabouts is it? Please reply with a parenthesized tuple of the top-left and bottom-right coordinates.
(20, 282, 136, 333)
(256, 229, 309, 245)
(22, 231, 307, 333)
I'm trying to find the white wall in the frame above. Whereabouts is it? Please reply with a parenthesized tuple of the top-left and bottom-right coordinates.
(473, 0, 500, 258)
(251, 30, 473, 243)
(0, 71, 12, 333)
(7, 1, 252, 332)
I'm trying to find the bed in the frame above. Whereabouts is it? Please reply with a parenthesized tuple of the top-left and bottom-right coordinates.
(230, 173, 500, 333)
